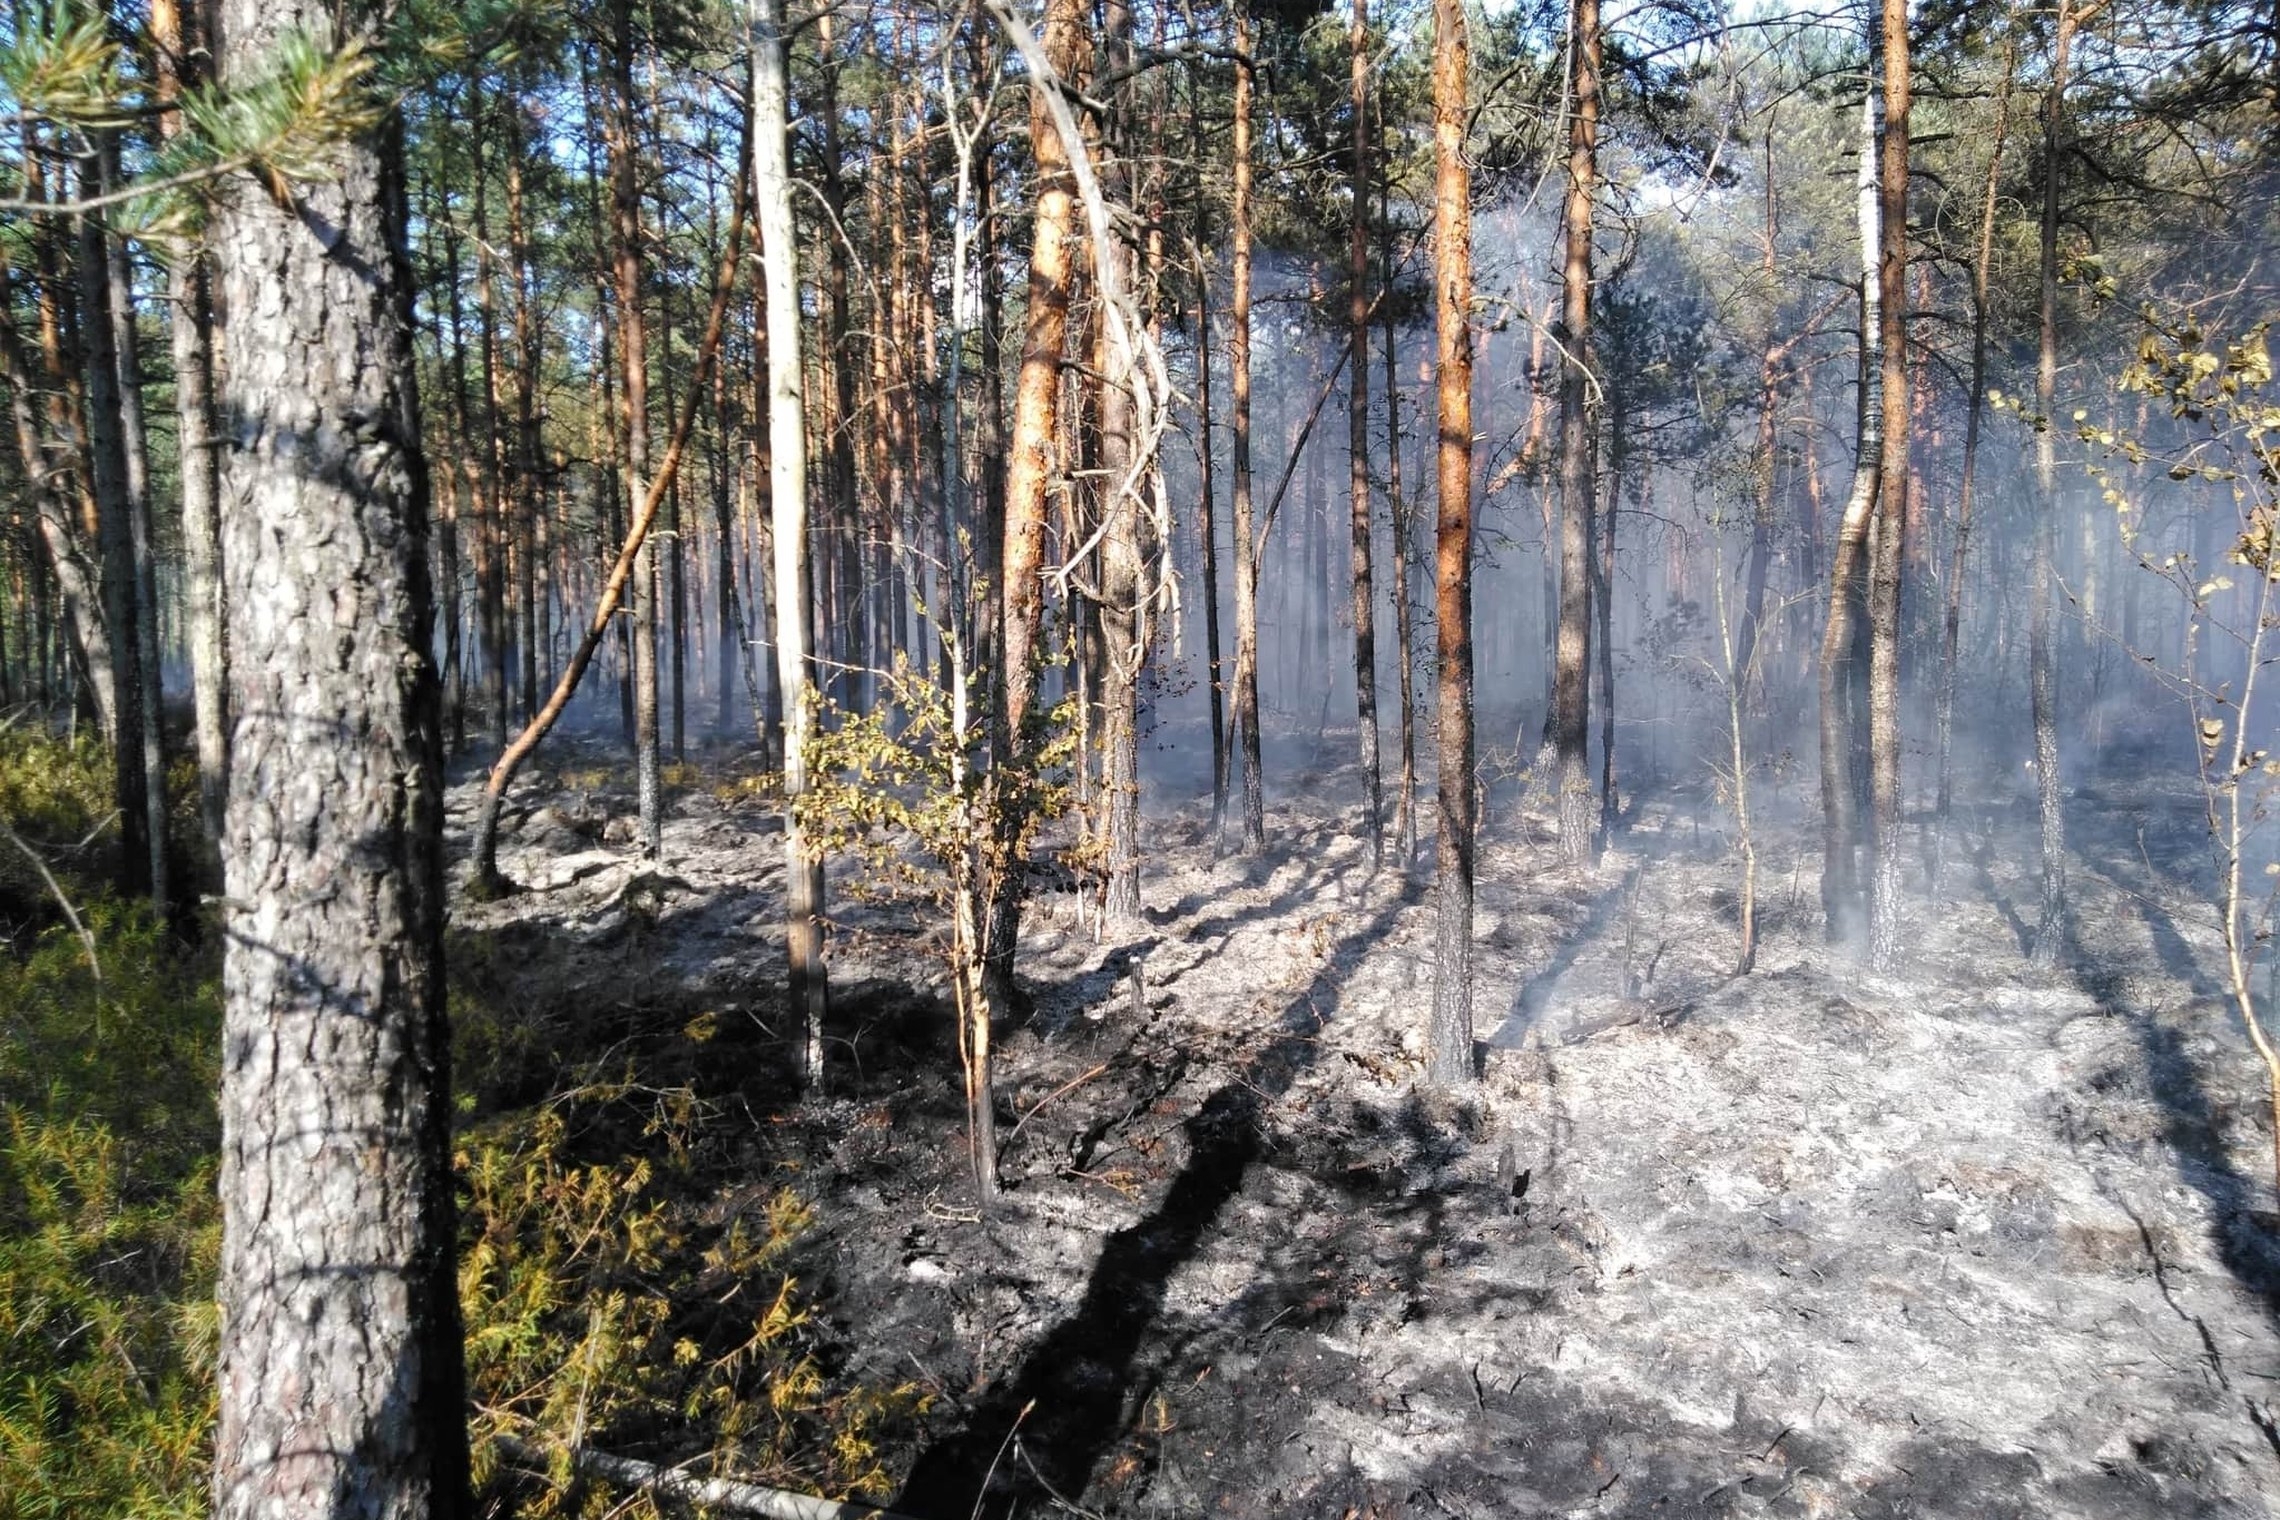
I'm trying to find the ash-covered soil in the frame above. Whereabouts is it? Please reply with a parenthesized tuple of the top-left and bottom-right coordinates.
(450, 736, 2280, 1519)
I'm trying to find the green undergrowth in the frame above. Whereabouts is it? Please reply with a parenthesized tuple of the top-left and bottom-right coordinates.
(0, 729, 916, 1517)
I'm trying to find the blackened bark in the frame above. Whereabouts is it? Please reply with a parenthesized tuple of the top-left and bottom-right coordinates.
(208, 1, 468, 1513)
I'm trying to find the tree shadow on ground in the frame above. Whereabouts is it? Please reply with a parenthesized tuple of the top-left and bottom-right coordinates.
(890, 880, 1425, 1519)
(1486, 860, 1643, 1048)
(2064, 840, 2280, 1331)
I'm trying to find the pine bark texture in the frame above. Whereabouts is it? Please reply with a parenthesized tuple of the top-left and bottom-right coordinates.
(207, 1, 469, 1513)
(609, 0, 663, 860)
(1865, 0, 1912, 970)
(987, 0, 1084, 998)
(1229, 4, 1265, 853)
(1428, 0, 1475, 1086)
(1348, 0, 1383, 864)
(1097, 0, 1144, 926)
(1551, 0, 1601, 864)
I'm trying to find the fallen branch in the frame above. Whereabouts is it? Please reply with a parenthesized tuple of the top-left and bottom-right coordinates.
(1000, 1060, 1111, 1155)
(496, 1436, 919, 1520)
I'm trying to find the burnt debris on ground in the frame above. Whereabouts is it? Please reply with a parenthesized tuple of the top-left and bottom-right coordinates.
(450, 740, 2280, 1518)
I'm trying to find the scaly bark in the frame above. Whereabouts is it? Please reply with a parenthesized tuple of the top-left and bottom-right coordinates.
(1383, 118, 1417, 866)
(208, 0, 468, 1510)
(1428, 0, 1475, 1086)
(1097, 0, 1145, 927)
(1550, 0, 1601, 864)
(985, 0, 1085, 1015)
(1229, 3, 1265, 852)
(607, 0, 663, 858)
(1865, 0, 1913, 971)
(1348, 0, 1383, 865)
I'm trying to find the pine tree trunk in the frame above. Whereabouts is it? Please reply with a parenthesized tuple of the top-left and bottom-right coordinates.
(0, 253, 112, 740)
(1595, 401, 1618, 847)
(1348, 0, 1383, 865)
(1193, 246, 1227, 837)
(1229, 4, 1266, 853)
(1428, 0, 1476, 1087)
(153, 0, 229, 848)
(986, 0, 1084, 1015)
(754, 0, 830, 1092)
(1190, 78, 1228, 839)
(608, 0, 663, 858)
(1819, 81, 1882, 947)
(1935, 36, 2014, 847)
(1737, 120, 1780, 694)
(506, 106, 541, 726)
(1550, 0, 1600, 865)
(1097, 0, 1145, 928)
(77, 171, 153, 902)
(2028, 6, 2076, 964)
(101, 155, 169, 909)
(469, 106, 510, 751)
(1866, 0, 1912, 971)
(207, 1, 468, 1510)
(1383, 130, 1417, 866)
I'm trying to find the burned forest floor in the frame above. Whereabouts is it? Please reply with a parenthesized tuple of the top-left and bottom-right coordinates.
(448, 727, 2280, 1519)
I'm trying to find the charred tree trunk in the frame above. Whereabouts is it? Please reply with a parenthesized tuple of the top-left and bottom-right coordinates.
(207, 0, 469, 1510)
(1427, 0, 1475, 1087)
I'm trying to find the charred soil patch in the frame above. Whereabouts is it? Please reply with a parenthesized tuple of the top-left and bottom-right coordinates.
(449, 747, 2280, 1518)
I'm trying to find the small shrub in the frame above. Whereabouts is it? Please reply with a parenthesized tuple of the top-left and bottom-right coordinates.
(461, 1084, 927, 1516)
